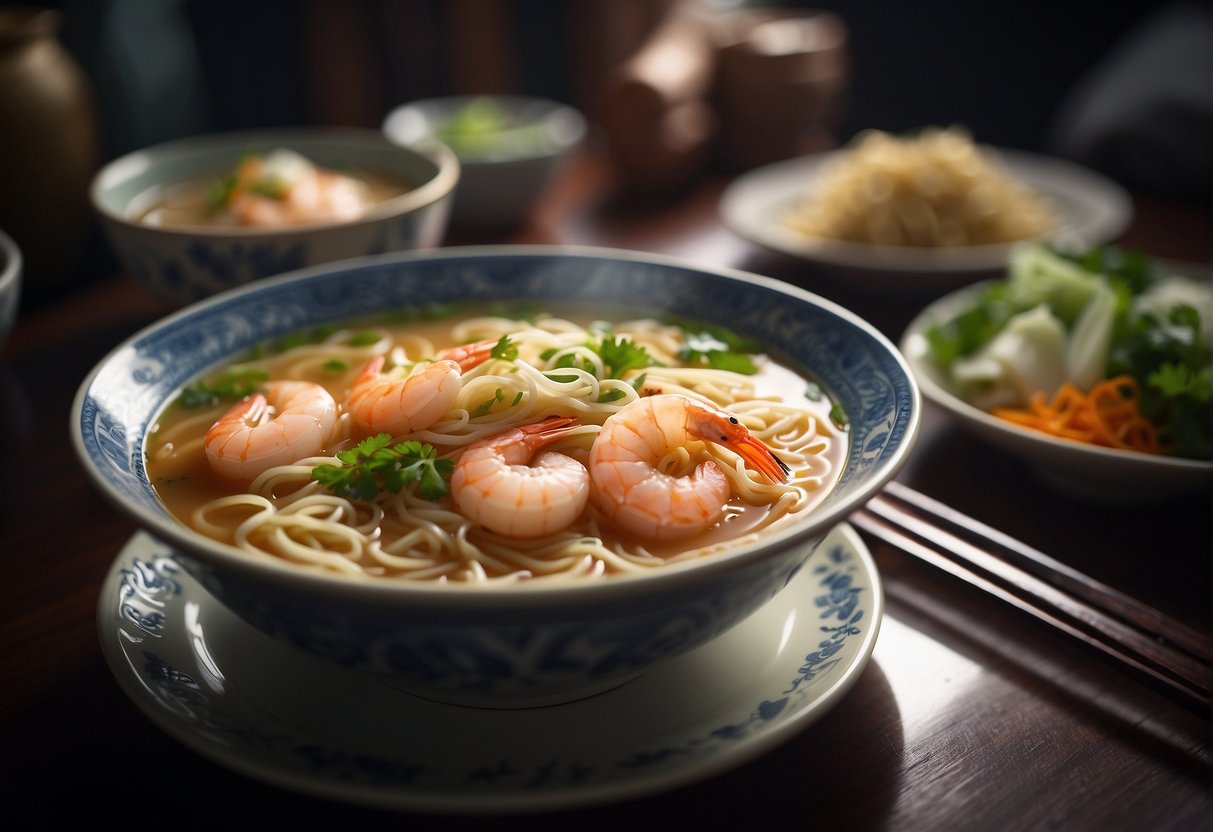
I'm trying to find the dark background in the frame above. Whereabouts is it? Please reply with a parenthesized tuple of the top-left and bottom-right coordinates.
(45, 0, 1210, 182)
(9, 0, 1212, 309)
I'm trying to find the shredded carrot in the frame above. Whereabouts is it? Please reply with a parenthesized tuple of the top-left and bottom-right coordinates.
(992, 375, 1162, 454)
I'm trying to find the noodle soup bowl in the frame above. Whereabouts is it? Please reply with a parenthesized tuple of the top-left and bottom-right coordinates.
(91, 127, 459, 307)
(73, 247, 919, 708)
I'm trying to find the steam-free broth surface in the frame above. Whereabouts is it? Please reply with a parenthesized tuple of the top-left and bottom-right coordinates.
(147, 305, 847, 583)
(131, 148, 413, 229)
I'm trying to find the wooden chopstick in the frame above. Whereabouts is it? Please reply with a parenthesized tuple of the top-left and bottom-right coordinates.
(851, 481, 1212, 717)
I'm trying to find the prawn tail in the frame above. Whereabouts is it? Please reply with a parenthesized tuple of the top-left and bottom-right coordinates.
(734, 434, 791, 484)
(353, 354, 387, 386)
(518, 415, 582, 450)
(442, 338, 502, 372)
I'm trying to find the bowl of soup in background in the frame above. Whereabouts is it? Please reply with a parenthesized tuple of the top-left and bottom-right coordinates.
(90, 127, 459, 307)
(72, 246, 919, 707)
(383, 96, 586, 230)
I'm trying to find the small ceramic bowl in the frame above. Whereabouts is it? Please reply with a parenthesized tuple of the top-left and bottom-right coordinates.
(0, 227, 21, 350)
(90, 127, 459, 307)
(383, 96, 586, 229)
(72, 247, 919, 708)
(902, 275, 1213, 503)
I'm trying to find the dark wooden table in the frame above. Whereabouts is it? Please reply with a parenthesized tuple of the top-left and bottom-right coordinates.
(2, 147, 1209, 828)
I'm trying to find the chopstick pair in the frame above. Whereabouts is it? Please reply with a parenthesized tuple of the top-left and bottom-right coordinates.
(851, 481, 1212, 717)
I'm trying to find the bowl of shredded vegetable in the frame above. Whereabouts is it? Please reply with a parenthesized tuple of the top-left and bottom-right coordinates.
(901, 243, 1211, 502)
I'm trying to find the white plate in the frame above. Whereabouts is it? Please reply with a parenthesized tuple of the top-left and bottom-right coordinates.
(720, 149, 1132, 295)
(901, 280, 1212, 503)
(98, 523, 882, 814)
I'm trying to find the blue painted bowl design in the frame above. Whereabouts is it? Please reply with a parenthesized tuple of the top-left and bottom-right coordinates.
(73, 247, 919, 707)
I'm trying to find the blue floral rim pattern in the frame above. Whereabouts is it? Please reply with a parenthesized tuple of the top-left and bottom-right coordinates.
(99, 521, 881, 813)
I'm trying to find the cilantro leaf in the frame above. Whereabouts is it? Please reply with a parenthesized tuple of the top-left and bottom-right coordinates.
(542, 347, 595, 382)
(312, 435, 454, 501)
(598, 335, 654, 377)
(541, 335, 655, 385)
(490, 334, 518, 362)
(595, 372, 649, 403)
(1144, 363, 1211, 459)
(678, 329, 760, 375)
(470, 388, 507, 417)
(924, 283, 1012, 369)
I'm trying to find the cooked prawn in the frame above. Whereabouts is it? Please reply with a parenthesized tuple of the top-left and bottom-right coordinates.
(347, 339, 498, 438)
(204, 380, 338, 481)
(450, 416, 589, 538)
(226, 149, 370, 227)
(589, 394, 789, 542)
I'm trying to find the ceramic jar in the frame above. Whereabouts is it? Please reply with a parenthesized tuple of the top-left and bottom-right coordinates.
(713, 8, 851, 170)
(0, 8, 100, 293)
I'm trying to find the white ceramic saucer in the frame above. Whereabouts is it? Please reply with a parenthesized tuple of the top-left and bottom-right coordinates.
(98, 522, 882, 814)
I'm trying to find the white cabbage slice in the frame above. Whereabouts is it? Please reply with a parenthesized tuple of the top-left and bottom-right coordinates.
(1066, 283, 1116, 391)
(951, 304, 1068, 410)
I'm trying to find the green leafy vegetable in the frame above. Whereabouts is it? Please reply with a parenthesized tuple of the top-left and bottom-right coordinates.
(177, 368, 269, 408)
(433, 97, 549, 158)
(542, 334, 657, 383)
(1144, 363, 1211, 459)
(829, 402, 850, 430)
(1004, 244, 1107, 325)
(925, 242, 1211, 460)
(489, 334, 518, 362)
(668, 322, 763, 375)
(679, 331, 758, 374)
(246, 175, 289, 201)
(246, 324, 344, 358)
(311, 435, 453, 501)
(597, 335, 655, 377)
(542, 348, 593, 383)
(924, 283, 1012, 369)
(470, 388, 509, 417)
(598, 371, 649, 404)
(347, 331, 382, 347)
(206, 174, 238, 212)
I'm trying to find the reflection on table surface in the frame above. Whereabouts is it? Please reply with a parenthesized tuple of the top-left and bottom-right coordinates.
(1, 146, 1209, 828)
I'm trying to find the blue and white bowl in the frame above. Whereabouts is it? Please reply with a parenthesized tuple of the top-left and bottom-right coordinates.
(72, 247, 919, 707)
(90, 127, 459, 307)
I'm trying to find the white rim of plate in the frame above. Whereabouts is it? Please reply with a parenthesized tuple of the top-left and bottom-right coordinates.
(720, 148, 1133, 274)
(97, 522, 882, 814)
